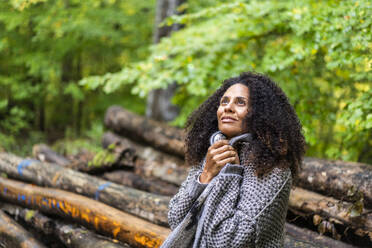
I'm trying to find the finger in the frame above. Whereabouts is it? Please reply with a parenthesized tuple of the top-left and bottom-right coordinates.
(216, 157, 236, 167)
(213, 150, 237, 162)
(210, 139, 229, 149)
(210, 144, 235, 156)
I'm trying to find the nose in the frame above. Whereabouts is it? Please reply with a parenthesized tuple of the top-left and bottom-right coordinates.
(224, 101, 235, 113)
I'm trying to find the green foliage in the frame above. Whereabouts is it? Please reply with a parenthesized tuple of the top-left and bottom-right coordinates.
(0, 0, 155, 146)
(81, 0, 372, 163)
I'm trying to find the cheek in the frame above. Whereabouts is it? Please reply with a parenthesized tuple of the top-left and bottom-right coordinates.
(217, 107, 223, 118)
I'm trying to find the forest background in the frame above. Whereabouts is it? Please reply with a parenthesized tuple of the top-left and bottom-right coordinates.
(0, 0, 371, 164)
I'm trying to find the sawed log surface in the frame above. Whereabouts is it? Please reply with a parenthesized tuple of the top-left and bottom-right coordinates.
(0, 177, 169, 248)
(0, 209, 46, 248)
(0, 152, 170, 226)
(104, 106, 185, 157)
(1, 203, 131, 248)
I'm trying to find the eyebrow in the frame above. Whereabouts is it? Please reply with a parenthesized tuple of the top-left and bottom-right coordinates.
(221, 96, 248, 100)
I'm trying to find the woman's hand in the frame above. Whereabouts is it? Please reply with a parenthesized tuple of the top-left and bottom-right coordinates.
(199, 140, 240, 184)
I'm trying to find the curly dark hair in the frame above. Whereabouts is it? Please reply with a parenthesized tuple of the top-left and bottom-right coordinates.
(184, 71, 306, 179)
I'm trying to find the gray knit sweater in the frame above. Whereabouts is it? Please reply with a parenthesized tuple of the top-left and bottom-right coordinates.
(162, 131, 292, 248)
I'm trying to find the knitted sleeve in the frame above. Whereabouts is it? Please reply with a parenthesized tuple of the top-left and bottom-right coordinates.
(168, 162, 207, 230)
(198, 163, 291, 248)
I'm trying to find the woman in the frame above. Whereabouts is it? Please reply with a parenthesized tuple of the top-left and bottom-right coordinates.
(161, 72, 305, 248)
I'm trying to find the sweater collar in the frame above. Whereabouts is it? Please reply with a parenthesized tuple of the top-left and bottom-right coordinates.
(209, 131, 252, 147)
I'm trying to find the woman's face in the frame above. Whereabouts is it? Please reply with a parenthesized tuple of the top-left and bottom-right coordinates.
(217, 83, 250, 139)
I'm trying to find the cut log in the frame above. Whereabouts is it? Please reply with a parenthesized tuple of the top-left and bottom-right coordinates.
(0, 209, 46, 248)
(299, 157, 372, 208)
(103, 170, 178, 196)
(1, 203, 131, 248)
(0, 152, 170, 226)
(104, 106, 185, 157)
(289, 187, 372, 232)
(33, 143, 135, 173)
(0, 177, 169, 248)
(102, 131, 184, 166)
(1, 178, 348, 248)
(134, 158, 187, 186)
(33, 144, 70, 166)
(104, 112, 372, 209)
(284, 223, 358, 248)
(54, 223, 130, 248)
(103, 132, 187, 185)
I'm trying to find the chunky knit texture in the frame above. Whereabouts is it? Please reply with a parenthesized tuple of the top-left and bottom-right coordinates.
(163, 132, 292, 248)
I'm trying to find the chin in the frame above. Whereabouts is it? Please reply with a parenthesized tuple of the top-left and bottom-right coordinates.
(218, 128, 240, 139)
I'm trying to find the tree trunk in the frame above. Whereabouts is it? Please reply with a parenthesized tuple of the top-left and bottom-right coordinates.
(104, 106, 185, 157)
(103, 170, 178, 196)
(1, 203, 131, 248)
(0, 209, 47, 248)
(147, 0, 186, 122)
(0, 177, 169, 248)
(0, 152, 170, 226)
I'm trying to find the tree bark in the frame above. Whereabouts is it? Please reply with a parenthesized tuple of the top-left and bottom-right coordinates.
(0, 177, 169, 248)
(1, 203, 131, 248)
(0, 152, 170, 226)
(147, 0, 186, 122)
(103, 170, 178, 196)
(104, 106, 185, 157)
(298, 157, 372, 208)
(0, 209, 47, 248)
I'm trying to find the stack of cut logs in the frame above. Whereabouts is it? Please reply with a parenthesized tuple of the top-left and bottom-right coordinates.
(0, 106, 371, 248)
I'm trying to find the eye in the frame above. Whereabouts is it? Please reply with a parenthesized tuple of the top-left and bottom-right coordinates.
(236, 97, 246, 105)
(220, 97, 229, 105)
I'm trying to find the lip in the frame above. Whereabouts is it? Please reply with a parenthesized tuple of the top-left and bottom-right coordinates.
(221, 116, 238, 123)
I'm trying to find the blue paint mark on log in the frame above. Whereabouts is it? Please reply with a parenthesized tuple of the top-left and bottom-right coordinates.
(17, 159, 38, 176)
(95, 182, 111, 200)
(3, 187, 6, 195)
